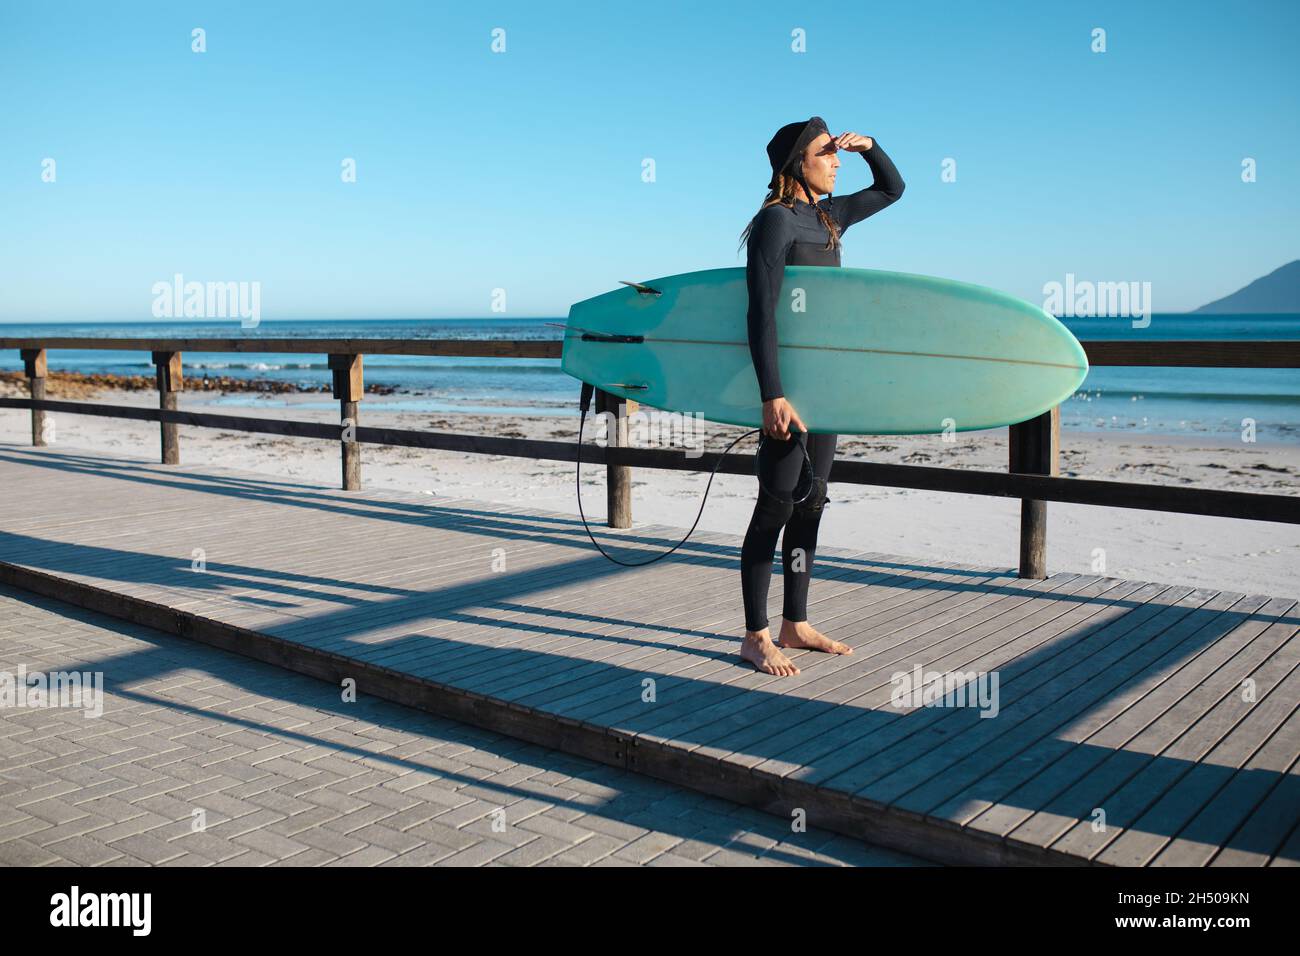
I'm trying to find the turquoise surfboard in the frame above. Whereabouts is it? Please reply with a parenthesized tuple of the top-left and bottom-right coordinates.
(561, 267, 1089, 436)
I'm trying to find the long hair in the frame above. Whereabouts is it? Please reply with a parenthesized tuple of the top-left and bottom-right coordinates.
(737, 162, 840, 255)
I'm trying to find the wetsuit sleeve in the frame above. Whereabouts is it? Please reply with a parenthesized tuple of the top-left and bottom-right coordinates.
(745, 207, 795, 403)
(833, 140, 906, 233)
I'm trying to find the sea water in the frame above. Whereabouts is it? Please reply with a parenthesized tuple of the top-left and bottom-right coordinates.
(1, 314, 1297, 443)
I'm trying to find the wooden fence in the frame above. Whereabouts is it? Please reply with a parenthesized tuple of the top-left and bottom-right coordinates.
(2, 336, 1298, 579)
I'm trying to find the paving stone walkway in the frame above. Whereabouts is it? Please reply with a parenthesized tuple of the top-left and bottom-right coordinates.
(0, 585, 925, 866)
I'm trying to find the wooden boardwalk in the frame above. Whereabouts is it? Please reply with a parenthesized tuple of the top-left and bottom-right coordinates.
(1, 441, 1297, 866)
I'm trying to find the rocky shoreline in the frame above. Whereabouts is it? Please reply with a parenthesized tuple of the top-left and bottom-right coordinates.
(0, 370, 399, 400)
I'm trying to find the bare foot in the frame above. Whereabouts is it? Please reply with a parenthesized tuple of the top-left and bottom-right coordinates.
(777, 619, 853, 655)
(740, 629, 801, 677)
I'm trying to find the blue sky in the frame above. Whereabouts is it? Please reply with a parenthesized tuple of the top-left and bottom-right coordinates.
(1, 0, 1296, 321)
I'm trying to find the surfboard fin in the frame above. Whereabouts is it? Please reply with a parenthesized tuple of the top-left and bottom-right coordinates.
(619, 280, 662, 297)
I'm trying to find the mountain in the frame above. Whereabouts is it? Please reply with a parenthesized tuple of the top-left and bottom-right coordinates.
(1193, 260, 1300, 313)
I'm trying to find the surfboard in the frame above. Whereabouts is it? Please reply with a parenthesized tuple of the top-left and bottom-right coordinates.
(561, 266, 1089, 435)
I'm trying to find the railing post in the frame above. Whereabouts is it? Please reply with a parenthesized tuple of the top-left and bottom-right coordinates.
(1009, 405, 1060, 579)
(20, 348, 47, 446)
(152, 350, 182, 464)
(329, 353, 363, 490)
(595, 389, 636, 528)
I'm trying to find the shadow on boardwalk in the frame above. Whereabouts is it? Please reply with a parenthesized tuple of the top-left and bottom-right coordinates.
(2, 444, 1298, 865)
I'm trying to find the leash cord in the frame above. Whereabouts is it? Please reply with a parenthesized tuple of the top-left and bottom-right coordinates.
(574, 383, 812, 567)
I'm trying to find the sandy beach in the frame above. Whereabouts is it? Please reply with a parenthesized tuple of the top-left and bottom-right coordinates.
(2, 373, 1296, 601)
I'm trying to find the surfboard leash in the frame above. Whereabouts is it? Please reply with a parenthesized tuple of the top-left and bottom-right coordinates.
(574, 381, 812, 567)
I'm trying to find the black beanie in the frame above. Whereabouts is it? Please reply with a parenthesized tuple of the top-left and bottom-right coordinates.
(766, 116, 830, 189)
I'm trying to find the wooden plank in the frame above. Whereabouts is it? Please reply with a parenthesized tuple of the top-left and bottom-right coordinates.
(956, 594, 1293, 838)
(1039, 599, 1300, 861)
(324, 526, 752, 662)
(812, 583, 1202, 800)
(1207, 702, 1300, 866)
(768, 575, 1139, 790)
(401, 545, 771, 682)
(168, 506, 539, 616)
(4, 524, 298, 603)
(20, 347, 47, 448)
(152, 350, 182, 465)
(889, 590, 1253, 822)
(594, 389, 635, 528)
(1082, 340, 1300, 368)
(0, 337, 562, 358)
(1264, 811, 1300, 866)
(401, 543, 892, 690)
(357, 536, 754, 676)
(341, 542, 743, 672)
(743, 577, 1150, 784)
(339, 399, 360, 490)
(1009, 406, 1060, 579)
(562, 562, 1008, 727)
(328, 353, 364, 491)
(90, 520, 467, 608)
(4, 503, 396, 598)
(1000, 597, 1289, 857)
(0, 481, 382, 564)
(304, 538, 706, 656)
(327, 352, 364, 402)
(6, 336, 1300, 366)
(883, 588, 1249, 829)
(0, 460, 769, 600)
(479, 565, 976, 742)
(506, 561, 994, 721)
(1170, 723, 1300, 866)
(0, 463, 618, 634)
(622, 567, 1058, 762)
(1094, 626, 1300, 866)
(248, 504, 660, 624)
(382, 543, 892, 695)
(458, 547, 957, 696)
(19, 347, 48, 377)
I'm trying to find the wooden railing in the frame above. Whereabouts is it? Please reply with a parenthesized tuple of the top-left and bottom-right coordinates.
(3, 336, 1298, 580)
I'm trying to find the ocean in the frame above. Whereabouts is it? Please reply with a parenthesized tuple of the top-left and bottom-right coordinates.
(2, 315, 1298, 443)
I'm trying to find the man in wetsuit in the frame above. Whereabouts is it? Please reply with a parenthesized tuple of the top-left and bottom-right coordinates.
(737, 116, 906, 676)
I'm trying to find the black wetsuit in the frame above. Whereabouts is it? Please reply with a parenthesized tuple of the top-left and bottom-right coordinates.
(740, 141, 905, 633)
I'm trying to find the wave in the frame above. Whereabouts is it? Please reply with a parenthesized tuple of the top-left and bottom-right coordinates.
(187, 361, 319, 371)
(1071, 388, 1300, 404)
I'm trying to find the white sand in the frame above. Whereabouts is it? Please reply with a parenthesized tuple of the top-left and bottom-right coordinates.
(2, 384, 1296, 600)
